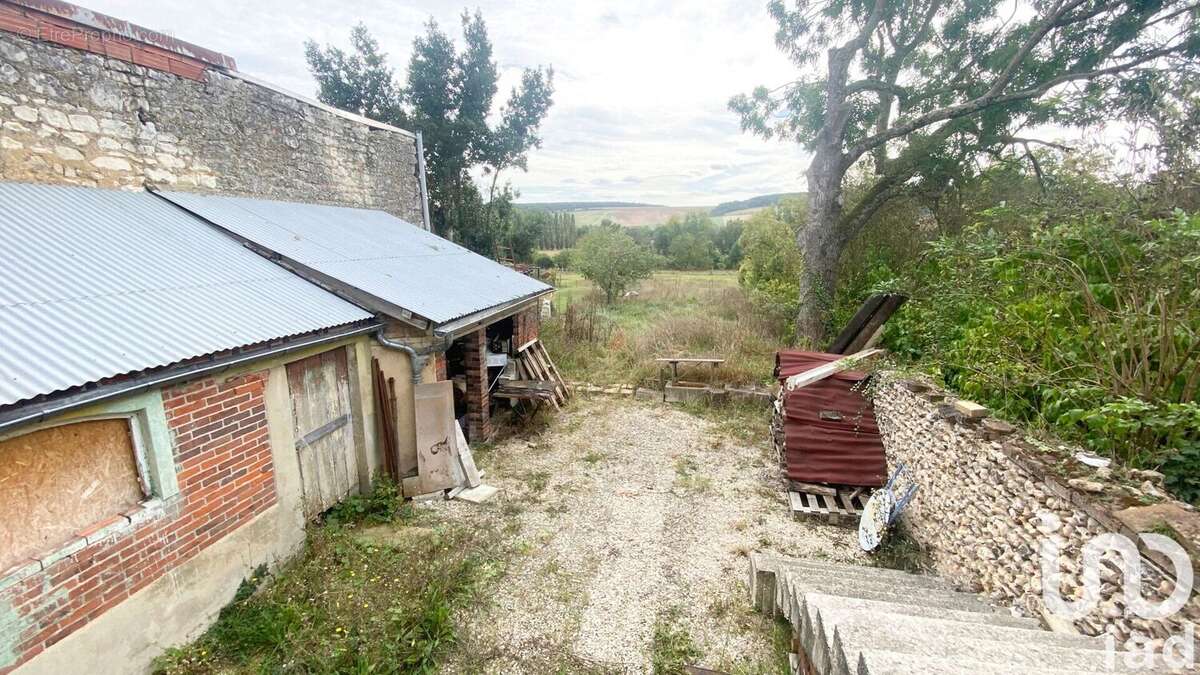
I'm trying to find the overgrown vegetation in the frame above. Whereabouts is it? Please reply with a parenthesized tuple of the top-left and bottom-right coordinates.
(740, 155, 1200, 502)
(542, 271, 784, 387)
(153, 480, 510, 674)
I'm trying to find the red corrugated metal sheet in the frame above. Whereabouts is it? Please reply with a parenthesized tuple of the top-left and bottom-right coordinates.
(775, 350, 887, 487)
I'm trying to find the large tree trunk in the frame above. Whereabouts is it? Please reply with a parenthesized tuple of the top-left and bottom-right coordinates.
(796, 146, 848, 347)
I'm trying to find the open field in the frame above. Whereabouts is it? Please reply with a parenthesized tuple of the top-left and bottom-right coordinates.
(571, 205, 712, 228)
(543, 271, 787, 387)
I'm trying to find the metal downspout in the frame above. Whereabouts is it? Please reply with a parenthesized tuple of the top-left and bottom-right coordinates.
(372, 327, 449, 384)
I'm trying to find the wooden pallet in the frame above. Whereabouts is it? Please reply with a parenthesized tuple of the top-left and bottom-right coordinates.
(517, 339, 570, 408)
(787, 489, 869, 526)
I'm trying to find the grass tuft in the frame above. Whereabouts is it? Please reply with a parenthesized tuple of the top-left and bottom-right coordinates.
(153, 479, 510, 675)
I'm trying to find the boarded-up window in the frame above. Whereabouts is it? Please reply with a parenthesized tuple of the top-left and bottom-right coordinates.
(0, 419, 145, 571)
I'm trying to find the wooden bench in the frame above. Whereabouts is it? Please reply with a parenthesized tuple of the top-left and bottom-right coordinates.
(655, 357, 724, 387)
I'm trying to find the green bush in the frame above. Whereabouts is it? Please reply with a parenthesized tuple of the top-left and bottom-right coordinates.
(869, 212, 1200, 493)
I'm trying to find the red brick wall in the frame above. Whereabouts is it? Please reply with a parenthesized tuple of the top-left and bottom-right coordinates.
(0, 1, 221, 81)
(514, 307, 540, 348)
(0, 371, 276, 673)
(462, 330, 492, 441)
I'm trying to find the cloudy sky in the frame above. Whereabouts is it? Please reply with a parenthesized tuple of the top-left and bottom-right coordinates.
(82, 0, 811, 206)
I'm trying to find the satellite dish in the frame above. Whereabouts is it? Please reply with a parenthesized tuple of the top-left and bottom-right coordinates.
(858, 489, 895, 552)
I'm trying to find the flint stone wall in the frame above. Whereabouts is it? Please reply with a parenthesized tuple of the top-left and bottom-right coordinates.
(0, 30, 424, 222)
(874, 375, 1200, 647)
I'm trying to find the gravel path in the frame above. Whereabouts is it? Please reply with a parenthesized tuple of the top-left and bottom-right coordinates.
(439, 398, 866, 673)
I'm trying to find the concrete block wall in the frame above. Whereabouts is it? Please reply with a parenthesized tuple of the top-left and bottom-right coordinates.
(874, 376, 1200, 646)
(0, 372, 276, 673)
(0, 1, 424, 223)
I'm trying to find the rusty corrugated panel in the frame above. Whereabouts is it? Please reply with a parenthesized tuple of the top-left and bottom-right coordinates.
(775, 349, 887, 488)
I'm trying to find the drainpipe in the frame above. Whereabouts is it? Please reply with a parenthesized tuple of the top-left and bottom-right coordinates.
(373, 326, 450, 384)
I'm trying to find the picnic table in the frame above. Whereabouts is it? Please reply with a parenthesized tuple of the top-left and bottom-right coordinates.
(655, 356, 724, 387)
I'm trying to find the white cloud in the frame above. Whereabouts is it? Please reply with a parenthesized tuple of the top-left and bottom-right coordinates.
(83, 0, 811, 205)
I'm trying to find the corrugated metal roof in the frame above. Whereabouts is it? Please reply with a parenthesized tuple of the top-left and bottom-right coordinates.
(775, 350, 888, 488)
(0, 183, 373, 408)
(155, 191, 553, 326)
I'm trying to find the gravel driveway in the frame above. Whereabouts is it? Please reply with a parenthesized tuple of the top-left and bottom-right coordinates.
(439, 398, 865, 674)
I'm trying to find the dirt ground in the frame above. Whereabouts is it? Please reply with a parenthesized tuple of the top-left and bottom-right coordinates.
(429, 398, 867, 674)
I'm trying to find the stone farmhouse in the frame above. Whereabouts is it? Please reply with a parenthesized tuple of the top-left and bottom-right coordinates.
(0, 1, 547, 671)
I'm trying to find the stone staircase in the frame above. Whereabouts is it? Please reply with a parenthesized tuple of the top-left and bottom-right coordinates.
(750, 553, 1147, 674)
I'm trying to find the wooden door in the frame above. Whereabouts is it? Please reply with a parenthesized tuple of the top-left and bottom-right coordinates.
(287, 348, 357, 518)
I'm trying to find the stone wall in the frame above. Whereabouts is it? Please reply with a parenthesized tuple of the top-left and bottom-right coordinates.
(0, 29, 424, 222)
(874, 375, 1200, 647)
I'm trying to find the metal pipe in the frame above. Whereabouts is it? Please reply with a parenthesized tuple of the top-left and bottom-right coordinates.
(373, 327, 450, 384)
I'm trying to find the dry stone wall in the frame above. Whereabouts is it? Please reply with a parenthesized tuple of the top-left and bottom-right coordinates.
(0, 30, 424, 222)
(874, 375, 1200, 648)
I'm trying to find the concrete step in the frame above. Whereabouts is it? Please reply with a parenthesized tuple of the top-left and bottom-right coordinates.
(764, 567, 1004, 618)
(797, 592, 1041, 632)
(772, 557, 952, 590)
(805, 605, 1137, 675)
(852, 649, 1132, 675)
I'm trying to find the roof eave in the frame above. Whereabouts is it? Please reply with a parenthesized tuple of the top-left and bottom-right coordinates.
(0, 320, 379, 436)
(433, 287, 554, 340)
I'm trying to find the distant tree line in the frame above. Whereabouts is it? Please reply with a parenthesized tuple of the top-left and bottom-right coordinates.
(625, 213, 743, 270)
(525, 211, 579, 250)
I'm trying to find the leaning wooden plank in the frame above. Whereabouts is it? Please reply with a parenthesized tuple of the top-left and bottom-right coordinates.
(844, 294, 907, 354)
(782, 348, 883, 392)
(455, 421, 482, 488)
(529, 343, 567, 404)
(536, 341, 572, 400)
(414, 381, 458, 492)
(827, 294, 887, 354)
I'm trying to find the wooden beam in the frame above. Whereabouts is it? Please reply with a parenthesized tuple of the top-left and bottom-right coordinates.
(782, 348, 883, 392)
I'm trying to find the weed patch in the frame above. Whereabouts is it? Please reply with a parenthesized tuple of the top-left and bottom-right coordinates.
(651, 608, 703, 674)
(153, 482, 510, 675)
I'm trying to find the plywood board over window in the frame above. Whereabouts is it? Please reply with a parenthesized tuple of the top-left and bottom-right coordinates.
(0, 418, 146, 572)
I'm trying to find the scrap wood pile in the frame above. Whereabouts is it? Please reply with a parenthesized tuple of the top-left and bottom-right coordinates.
(770, 294, 905, 526)
(494, 338, 570, 409)
(372, 359, 498, 505)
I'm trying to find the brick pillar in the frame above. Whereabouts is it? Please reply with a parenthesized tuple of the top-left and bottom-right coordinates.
(463, 329, 492, 441)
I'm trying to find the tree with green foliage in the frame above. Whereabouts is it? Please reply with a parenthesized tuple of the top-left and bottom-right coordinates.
(306, 14, 554, 255)
(575, 229, 659, 303)
(732, 0, 1200, 345)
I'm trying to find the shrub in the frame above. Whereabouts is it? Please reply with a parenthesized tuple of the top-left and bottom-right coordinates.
(575, 228, 658, 303)
(873, 212, 1200, 491)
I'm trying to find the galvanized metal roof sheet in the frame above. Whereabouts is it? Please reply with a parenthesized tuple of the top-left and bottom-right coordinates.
(0, 183, 373, 408)
(155, 191, 552, 325)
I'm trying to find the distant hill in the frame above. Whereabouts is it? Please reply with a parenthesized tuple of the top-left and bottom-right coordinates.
(513, 193, 806, 228)
(516, 201, 660, 212)
(710, 192, 805, 216)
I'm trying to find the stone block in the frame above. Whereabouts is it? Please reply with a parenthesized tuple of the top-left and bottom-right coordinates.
(954, 399, 990, 419)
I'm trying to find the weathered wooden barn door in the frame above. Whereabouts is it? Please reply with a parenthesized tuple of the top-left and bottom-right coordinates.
(287, 348, 357, 518)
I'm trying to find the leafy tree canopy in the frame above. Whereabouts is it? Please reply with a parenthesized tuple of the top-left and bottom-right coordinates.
(306, 13, 554, 255)
(732, 0, 1200, 345)
(575, 229, 659, 303)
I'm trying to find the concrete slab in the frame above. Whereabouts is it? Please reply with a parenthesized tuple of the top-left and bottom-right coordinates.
(455, 484, 499, 504)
